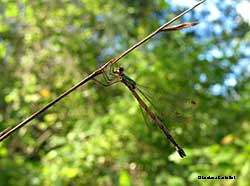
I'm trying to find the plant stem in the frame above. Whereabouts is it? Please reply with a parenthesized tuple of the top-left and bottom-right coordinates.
(0, 0, 206, 142)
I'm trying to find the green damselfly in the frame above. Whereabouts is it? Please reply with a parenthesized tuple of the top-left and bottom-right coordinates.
(96, 67, 186, 158)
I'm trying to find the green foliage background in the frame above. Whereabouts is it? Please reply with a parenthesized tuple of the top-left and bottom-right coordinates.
(0, 0, 249, 185)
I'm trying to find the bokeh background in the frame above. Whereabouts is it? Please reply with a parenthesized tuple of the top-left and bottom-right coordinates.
(0, 0, 249, 185)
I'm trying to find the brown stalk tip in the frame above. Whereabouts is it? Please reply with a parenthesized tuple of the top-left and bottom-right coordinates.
(161, 22, 199, 32)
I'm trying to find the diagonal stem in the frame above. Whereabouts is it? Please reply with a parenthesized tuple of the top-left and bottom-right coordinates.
(0, 0, 206, 142)
(0, 71, 100, 141)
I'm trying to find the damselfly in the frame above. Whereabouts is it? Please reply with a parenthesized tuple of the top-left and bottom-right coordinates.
(95, 67, 186, 158)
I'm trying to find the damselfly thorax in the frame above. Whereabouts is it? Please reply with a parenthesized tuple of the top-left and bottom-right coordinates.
(112, 67, 136, 90)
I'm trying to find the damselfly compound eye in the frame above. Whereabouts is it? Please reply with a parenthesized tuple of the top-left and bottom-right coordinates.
(119, 67, 124, 73)
(113, 68, 119, 74)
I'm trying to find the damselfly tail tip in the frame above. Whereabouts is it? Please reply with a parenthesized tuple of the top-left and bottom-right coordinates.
(176, 147, 186, 158)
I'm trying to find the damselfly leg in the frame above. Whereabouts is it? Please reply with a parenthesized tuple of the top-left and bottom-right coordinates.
(93, 63, 120, 86)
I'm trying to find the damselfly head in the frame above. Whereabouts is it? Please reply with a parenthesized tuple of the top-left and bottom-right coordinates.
(119, 67, 124, 73)
(113, 66, 124, 75)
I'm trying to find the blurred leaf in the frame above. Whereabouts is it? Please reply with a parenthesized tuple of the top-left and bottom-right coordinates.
(221, 133, 235, 145)
(119, 170, 132, 186)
